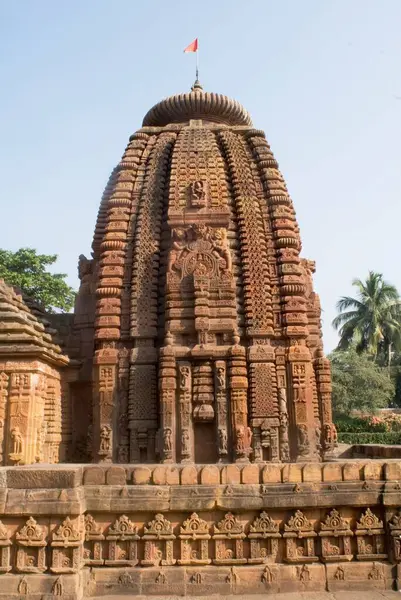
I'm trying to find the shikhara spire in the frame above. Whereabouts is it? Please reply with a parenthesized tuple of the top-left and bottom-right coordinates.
(81, 83, 336, 465)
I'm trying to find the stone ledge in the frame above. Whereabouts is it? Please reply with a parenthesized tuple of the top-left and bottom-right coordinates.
(2, 460, 397, 491)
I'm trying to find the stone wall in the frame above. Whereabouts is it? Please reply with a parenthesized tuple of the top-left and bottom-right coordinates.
(0, 461, 401, 597)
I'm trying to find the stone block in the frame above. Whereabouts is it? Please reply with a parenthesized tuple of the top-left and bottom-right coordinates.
(8, 467, 82, 489)
(141, 567, 186, 596)
(279, 563, 326, 593)
(364, 461, 383, 480)
(91, 567, 141, 595)
(326, 560, 392, 592)
(132, 467, 151, 485)
(181, 465, 198, 485)
(153, 466, 167, 485)
(170, 486, 216, 511)
(385, 462, 401, 481)
(262, 464, 281, 483)
(0, 572, 79, 597)
(322, 463, 342, 482)
(200, 465, 219, 485)
(106, 466, 126, 485)
(343, 462, 361, 481)
(282, 463, 302, 483)
(233, 565, 280, 595)
(165, 466, 180, 485)
(241, 464, 260, 484)
(221, 464, 241, 484)
(303, 463, 322, 482)
(186, 566, 232, 595)
(83, 467, 105, 486)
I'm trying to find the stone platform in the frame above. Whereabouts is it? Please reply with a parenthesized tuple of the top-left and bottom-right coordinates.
(93, 595, 401, 600)
(0, 460, 401, 598)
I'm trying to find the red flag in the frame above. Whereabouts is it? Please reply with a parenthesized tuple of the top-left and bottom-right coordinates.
(184, 38, 198, 53)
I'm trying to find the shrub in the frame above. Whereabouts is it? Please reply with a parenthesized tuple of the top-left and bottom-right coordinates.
(338, 432, 401, 445)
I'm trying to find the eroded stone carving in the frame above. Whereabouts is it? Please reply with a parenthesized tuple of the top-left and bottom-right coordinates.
(213, 512, 246, 565)
(284, 511, 318, 563)
(51, 516, 82, 573)
(142, 514, 176, 566)
(178, 512, 211, 565)
(15, 517, 47, 573)
(355, 508, 387, 560)
(319, 509, 353, 562)
(248, 511, 280, 564)
(106, 515, 139, 566)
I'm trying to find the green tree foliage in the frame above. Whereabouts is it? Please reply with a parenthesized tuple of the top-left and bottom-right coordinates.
(329, 348, 394, 415)
(0, 248, 75, 313)
(332, 271, 401, 360)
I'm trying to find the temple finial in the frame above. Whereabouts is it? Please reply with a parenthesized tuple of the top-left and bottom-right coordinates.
(191, 79, 203, 92)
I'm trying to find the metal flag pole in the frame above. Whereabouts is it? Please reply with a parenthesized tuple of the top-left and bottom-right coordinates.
(196, 40, 199, 81)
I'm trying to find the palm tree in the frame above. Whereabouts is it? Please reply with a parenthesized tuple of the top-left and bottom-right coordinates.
(332, 271, 401, 361)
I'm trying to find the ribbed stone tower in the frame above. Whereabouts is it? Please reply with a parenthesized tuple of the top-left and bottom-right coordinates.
(74, 81, 336, 465)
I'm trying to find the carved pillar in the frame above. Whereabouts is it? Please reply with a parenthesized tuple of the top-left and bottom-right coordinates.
(248, 344, 279, 463)
(117, 347, 129, 463)
(314, 348, 337, 459)
(93, 347, 118, 462)
(193, 361, 214, 422)
(44, 374, 62, 464)
(6, 372, 32, 465)
(158, 346, 177, 463)
(287, 345, 318, 462)
(275, 348, 290, 462)
(128, 343, 158, 463)
(0, 373, 9, 465)
(229, 342, 251, 462)
(215, 360, 229, 462)
(178, 362, 193, 463)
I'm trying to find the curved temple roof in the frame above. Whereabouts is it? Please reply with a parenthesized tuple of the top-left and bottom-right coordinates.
(142, 81, 253, 127)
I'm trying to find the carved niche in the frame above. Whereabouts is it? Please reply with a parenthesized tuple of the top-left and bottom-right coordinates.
(105, 515, 140, 567)
(248, 511, 281, 564)
(188, 180, 208, 208)
(83, 514, 104, 566)
(389, 510, 401, 562)
(213, 512, 247, 565)
(141, 514, 176, 566)
(319, 509, 353, 562)
(355, 508, 387, 560)
(178, 512, 211, 565)
(283, 511, 318, 563)
(51, 517, 82, 573)
(0, 520, 11, 573)
(16, 516, 47, 573)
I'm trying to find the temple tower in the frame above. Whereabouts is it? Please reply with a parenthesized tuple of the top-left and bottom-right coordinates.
(73, 81, 336, 464)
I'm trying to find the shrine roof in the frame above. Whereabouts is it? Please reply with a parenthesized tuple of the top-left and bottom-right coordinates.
(142, 80, 253, 127)
(0, 279, 69, 366)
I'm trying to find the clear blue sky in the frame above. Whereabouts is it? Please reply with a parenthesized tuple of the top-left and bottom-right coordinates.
(1, 0, 400, 352)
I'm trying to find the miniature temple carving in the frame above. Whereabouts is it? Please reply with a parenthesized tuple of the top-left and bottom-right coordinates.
(83, 514, 104, 566)
(51, 517, 82, 573)
(15, 517, 47, 573)
(178, 512, 211, 565)
(141, 513, 176, 566)
(355, 508, 387, 560)
(319, 509, 353, 562)
(248, 511, 281, 564)
(213, 512, 247, 565)
(106, 515, 140, 566)
(283, 511, 318, 563)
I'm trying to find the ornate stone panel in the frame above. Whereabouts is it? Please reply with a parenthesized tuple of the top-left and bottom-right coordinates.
(178, 512, 211, 565)
(283, 511, 318, 563)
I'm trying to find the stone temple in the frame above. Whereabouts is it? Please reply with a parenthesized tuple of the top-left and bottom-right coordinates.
(0, 82, 400, 597)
